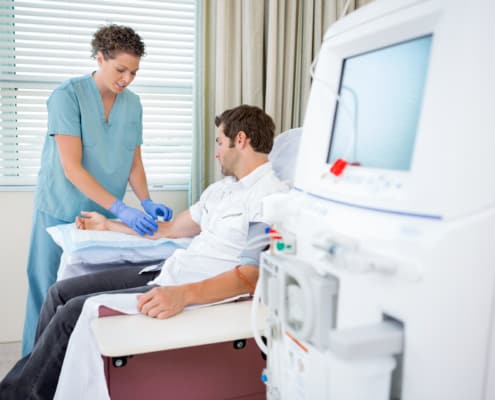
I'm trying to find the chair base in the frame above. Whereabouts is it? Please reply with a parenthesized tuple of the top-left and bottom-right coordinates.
(103, 338, 266, 400)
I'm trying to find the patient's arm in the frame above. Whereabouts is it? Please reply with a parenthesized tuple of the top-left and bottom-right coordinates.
(76, 209, 201, 239)
(137, 265, 259, 319)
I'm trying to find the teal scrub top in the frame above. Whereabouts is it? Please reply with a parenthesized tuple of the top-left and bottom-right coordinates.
(35, 74, 143, 221)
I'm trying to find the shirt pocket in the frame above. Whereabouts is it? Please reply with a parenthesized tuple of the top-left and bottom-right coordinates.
(213, 208, 248, 245)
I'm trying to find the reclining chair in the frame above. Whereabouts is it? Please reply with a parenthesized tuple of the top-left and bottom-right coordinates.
(91, 128, 302, 400)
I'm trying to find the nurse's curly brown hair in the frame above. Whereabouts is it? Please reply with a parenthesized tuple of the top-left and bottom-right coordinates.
(91, 25, 145, 60)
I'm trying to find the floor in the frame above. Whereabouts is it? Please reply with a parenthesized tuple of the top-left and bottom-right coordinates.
(0, 342, 21, 381)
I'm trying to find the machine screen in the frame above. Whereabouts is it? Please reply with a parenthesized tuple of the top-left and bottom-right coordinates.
(327, 35, 432, 170)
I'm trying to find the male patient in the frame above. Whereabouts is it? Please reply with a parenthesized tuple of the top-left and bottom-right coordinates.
(0, 104, 289, 399)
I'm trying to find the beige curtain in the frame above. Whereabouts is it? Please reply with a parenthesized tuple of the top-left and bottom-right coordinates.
(193, 0, 373, 196)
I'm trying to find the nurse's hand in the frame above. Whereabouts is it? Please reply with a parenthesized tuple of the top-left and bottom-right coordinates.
(137, 286, 186, 319)
(109, 199, 158, 236)
(141, 198, 173, 221)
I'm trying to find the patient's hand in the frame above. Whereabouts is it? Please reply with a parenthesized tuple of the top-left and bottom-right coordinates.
(137, 286, 187, 319)
(75, 211, 108, 231)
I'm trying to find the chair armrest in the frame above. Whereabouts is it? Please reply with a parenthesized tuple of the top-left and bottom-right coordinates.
(91, 299, 267, 357)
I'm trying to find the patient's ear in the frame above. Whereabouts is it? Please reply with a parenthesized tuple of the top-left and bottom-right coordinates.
(236, 131, 249, 149)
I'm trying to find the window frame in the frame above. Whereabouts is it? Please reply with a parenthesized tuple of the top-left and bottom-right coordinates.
(0, 0, 198, 191)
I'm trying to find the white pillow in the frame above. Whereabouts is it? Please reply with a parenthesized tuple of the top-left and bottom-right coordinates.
(47, 223, 192, 279)
(269, 127, 302, 185)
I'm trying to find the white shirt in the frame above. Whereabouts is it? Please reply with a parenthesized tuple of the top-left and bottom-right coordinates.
(151, 162, 289, 286)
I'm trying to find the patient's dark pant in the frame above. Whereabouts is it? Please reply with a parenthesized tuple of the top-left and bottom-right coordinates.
(0, 267, 160, 400)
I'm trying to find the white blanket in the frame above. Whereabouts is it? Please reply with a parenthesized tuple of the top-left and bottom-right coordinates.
(53, 292, 248, 399)
(54, 293, 139, 400)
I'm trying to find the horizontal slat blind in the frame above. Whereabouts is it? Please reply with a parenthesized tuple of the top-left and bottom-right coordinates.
(0, 0, 196, 187)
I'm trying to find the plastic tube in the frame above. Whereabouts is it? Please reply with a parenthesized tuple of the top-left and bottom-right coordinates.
(251, 279, 268, 354)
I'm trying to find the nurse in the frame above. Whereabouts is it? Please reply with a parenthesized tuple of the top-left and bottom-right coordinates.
(21, 24, 173, 356)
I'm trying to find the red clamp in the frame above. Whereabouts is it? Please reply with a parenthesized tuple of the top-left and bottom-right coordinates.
(330, 158, 348, 176)
(267, 228, 282, 240)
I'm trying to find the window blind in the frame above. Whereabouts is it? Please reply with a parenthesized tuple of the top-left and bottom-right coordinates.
(0, 0, 196, 187)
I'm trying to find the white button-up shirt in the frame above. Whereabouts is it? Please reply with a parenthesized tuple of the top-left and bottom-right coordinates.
(151, 162, 289, 286)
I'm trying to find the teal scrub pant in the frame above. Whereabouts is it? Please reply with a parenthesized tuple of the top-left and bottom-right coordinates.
(22, 209, 67, 356)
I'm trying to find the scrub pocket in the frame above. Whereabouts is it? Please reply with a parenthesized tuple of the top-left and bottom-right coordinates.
(123, 122, 140, 150)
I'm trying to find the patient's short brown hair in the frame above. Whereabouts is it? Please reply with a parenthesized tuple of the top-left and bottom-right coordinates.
(215, 105, 275, 154)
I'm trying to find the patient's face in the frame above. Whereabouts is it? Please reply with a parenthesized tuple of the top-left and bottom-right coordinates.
(215, 126, 238, 177)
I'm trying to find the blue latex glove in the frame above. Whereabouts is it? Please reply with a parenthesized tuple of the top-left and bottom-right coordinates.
(141, 198, 173, 221)
(109, 199, 158, 236)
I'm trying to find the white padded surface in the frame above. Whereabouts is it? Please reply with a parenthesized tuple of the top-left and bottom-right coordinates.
(269, 127, 302, 184)
(92, 300, 267, 357)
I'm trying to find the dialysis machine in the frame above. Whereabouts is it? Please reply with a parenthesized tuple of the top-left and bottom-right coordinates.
(256, 0, 495, 399)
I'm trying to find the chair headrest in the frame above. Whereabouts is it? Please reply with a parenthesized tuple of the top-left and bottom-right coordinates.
(269, 128, 302, 185)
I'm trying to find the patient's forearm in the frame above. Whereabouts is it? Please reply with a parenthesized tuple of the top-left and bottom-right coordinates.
(79, 209, 200, 240)
(104, 219, 169, 240)
(105, 219, 141, 235)
(137, 265, 259, 319)
(79, 213, 161, 239)
(184, 265, 259, 306)
(105, 209, 201, 239)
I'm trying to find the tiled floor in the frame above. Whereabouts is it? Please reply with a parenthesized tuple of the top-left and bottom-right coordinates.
(0, 342, 21, 381)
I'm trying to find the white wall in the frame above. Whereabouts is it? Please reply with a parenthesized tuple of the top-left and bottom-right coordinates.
(0, 190, 189, 343)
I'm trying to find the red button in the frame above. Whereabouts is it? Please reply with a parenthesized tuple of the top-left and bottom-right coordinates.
(330, 158, 348, 176)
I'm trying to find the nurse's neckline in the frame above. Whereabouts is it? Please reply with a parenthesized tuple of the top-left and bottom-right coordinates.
(91, 71, 118, 124)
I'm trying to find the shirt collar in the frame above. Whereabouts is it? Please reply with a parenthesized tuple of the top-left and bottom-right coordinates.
(241, 161, 272, 188)
(226, 162, 272, 190)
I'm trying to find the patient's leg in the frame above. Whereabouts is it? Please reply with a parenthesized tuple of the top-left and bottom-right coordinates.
(35, 266, 161, 343)
(0, 281, 157, 400)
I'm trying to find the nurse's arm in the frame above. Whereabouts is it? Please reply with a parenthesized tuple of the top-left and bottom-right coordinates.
(55, 135, 116, 209)
(128, 147, 151, 201)
(137, 265, 259, 319)
(77, 209, 201, 239)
